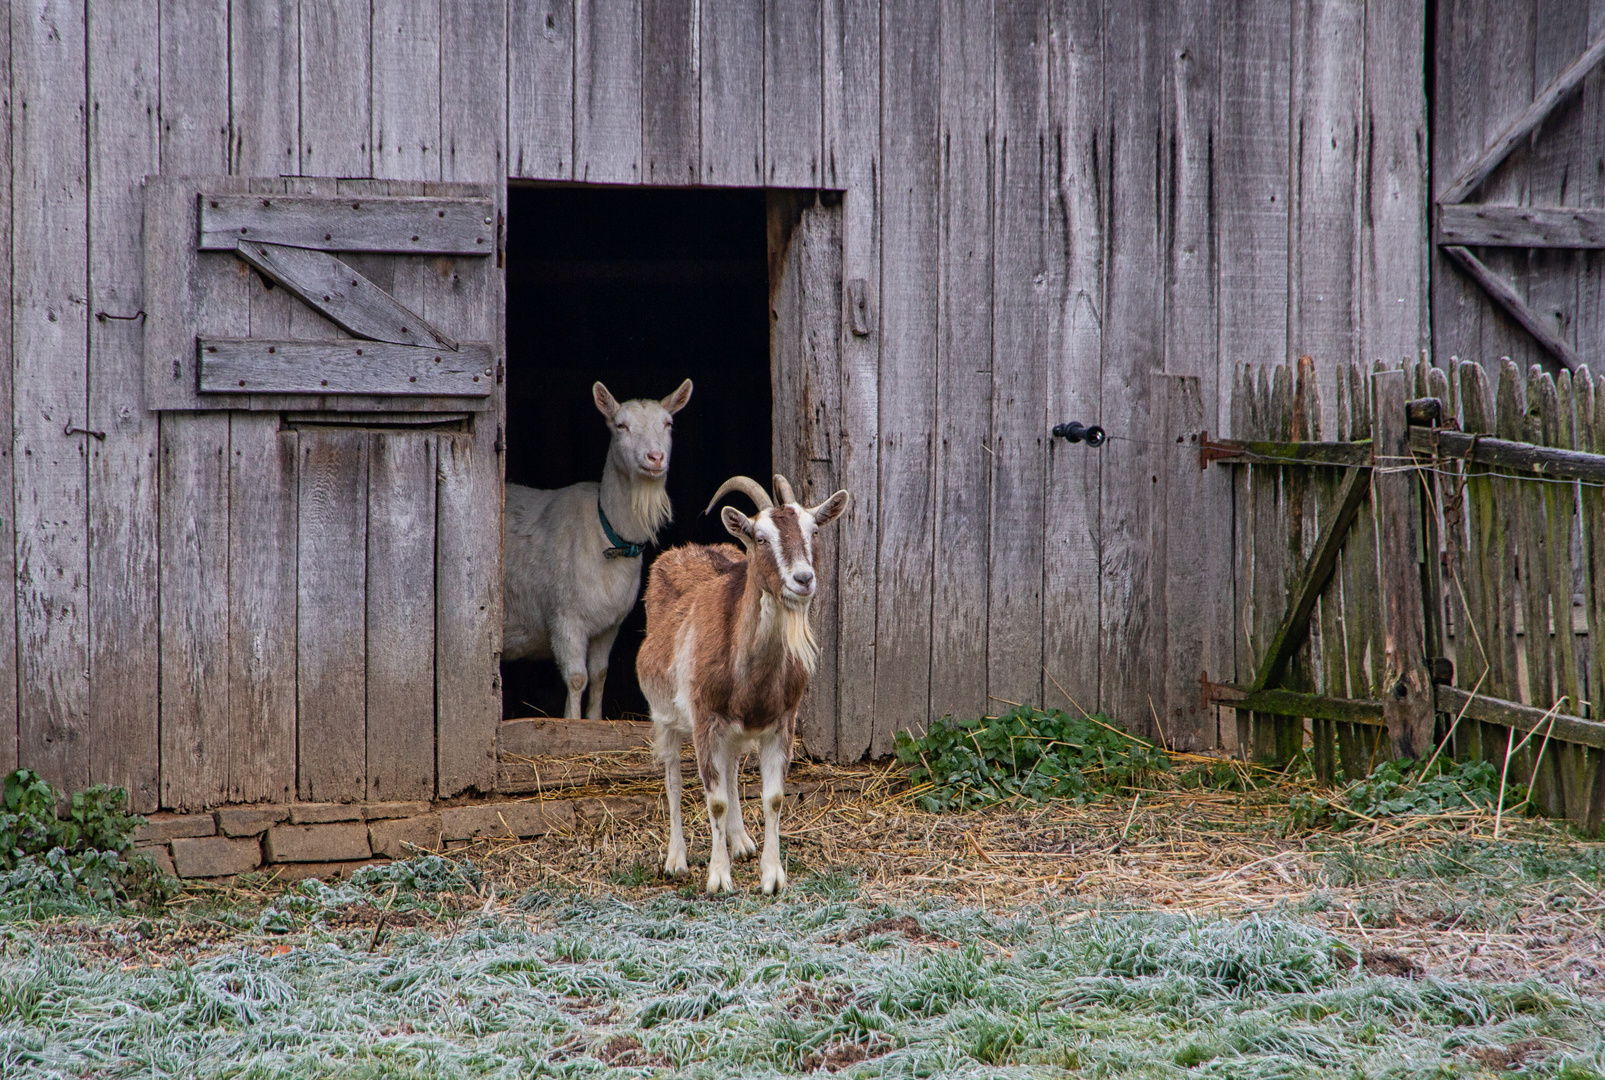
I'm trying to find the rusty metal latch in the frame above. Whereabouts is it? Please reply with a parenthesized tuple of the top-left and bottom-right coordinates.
(1198, 431, 1244, 469)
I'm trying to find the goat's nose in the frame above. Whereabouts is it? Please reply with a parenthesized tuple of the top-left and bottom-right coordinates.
(793, 568, 815, 587)
(646, 450, 664, 466)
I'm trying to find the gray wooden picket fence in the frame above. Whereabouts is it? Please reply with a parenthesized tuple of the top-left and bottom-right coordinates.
(1204, 356, 1605, 833)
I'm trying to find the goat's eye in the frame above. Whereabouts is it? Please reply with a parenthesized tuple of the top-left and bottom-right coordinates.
(616, 422, 629, 432)
(756, 536, 766, 545)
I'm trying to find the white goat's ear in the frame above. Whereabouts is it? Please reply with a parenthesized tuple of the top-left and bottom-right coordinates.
(593, 381, 621, 419)
(809, 490, 851, 528)
(660, 378, 693, 414)
(721, 505, 755, 543)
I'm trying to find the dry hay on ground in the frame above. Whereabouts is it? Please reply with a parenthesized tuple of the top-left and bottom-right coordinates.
(456, 760, 1605, 989)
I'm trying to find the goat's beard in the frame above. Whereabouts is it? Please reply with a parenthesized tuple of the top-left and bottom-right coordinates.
(631, 475, 672, 540)
(778, 598, 819, 674)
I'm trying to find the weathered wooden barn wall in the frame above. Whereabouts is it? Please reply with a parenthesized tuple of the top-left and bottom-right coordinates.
(509, 0, 1429, 755)
(1430, 0, 1605, 373)
(0, 0, 1437, 810)
(5, 0, 507, 812)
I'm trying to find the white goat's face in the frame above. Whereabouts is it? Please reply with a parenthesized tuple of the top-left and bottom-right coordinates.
(594, 379, 693, 479)
(723, 487, 850, 606)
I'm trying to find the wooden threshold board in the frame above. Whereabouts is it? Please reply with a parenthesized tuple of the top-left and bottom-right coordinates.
(499, 717, 654, 757)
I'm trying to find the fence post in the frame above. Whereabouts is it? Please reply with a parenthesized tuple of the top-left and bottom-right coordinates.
(1373, 367, 1434, 758)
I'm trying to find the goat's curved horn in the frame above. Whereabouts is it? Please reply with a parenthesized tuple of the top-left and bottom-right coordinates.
(705, 475, 774, 514)
(772, 474, 797, 505)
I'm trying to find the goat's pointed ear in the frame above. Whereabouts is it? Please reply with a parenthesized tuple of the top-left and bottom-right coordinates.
(721, 505, 755, 543)
(593, 381, 621, 419)
(809, 490, 851, 528)
(660, 378, 693, 414)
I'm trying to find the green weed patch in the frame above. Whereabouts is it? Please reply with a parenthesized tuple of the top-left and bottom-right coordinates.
(894, 705, 1171, 812)
(0, 769, 173, 914)
(1289, 757, 1527, 831)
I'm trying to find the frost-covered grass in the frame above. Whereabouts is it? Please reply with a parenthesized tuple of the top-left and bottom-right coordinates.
(2, 860, 1603, 1078)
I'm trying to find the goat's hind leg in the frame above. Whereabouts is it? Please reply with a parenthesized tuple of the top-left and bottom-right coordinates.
(725, 751, 757, 860)
(583, 627, 620, 720)
(653, 720, 689, 877)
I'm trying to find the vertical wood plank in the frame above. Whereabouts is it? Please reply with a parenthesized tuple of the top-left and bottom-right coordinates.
(1280, 358, 1318, 762)
(1229, 366, 1252, 753)
(1042, 0, 1104, 722)
(157, 0, 233, 809)
(14, 0, 88, 793)
(1247, 366, 1286, 762)
(1582, 369, 1605, 720)
(700, 0, 763, 186)
(770, 196, 843, 756)
(643, 0, 700, 184)
(929, 0, 993, 723)
(825, 0, 880, 758)
(1358, 0, 1427, 370)
(1338, 362, 1381, 775)
(1218, 0, 1289, 405)
(436, 431, 500, 794)
(1287, 0, 1363, 408)
(366, 433, 437, 800)
(871, 0, 939, 751)
(991, 0, 1054, 713)
(1161, 375, 1209, 749)
(0, 4, 16, 776)
(439, 8, 507, 786)
(298, 431, 368, 802)
(509, 0, 575, 180)
(229, 0, 298, 176)
(159, 418, 230, 808)
(159, 0, 229, 174)
(1374, 366, 1433, 758)
(87, 0, 161, 811)
(1530, 1, 1589, 366)
(227, 415, 297, 805)
(372, 0, 442, 181)
(574, 0, 642, 183)
(764, 0, 822, 186)
(1100, 0, 1165, 737)
(300, 0, 373, 177)
(1165, 0, 1223, 747)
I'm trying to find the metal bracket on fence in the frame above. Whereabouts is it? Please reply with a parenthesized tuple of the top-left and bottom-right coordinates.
(1198, 432, 1245, 469)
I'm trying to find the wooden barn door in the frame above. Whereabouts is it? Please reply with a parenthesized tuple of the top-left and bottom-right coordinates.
(768, 191, 844, 759)
(1431, 7, 1604, 371)
(143, 176, 504, 807)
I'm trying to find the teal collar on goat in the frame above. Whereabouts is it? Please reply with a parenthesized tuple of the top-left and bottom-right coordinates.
(597, 499, 646, 559)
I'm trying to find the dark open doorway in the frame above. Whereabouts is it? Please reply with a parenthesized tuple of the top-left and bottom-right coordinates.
(501, 184, 773, 720)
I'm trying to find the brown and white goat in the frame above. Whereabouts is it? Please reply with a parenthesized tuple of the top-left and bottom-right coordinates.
(637, 474, 849, 894)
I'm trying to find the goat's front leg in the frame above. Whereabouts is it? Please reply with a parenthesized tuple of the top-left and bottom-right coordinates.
(725, 752, 757, 860)
(584, 628, 620, 720)
(551, 626, 589, 719)
(700, 731, 738, 894)
(758, 728, 791, 895)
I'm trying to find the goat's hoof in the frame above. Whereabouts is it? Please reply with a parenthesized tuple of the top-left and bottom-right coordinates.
(664, 848, 688, 878)
(761, 862, 787, 895)
(729, 832, 758, 860)
(706, 864, 734, 894)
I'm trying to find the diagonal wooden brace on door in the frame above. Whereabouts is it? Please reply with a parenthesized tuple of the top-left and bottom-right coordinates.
(1435, 33, 1605, 372)
(234, 241, 459, 350)
(1251, 464, 1373, 692)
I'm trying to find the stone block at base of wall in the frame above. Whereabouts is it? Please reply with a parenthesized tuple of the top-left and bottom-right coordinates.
(215, 805, 289, 836)
(368, 814, 444, 858)
(132, 813, 216, 843)
(287, 803, 365, 825)
(266, 859, 390, 883)
(264, 822, 372, 863)
(363, 801, 431, 821)
(134, 842, 176, 878)
(171, 836, 262, 878)
(439, 800, 576, 841)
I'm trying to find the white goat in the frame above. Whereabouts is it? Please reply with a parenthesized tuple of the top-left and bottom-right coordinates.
(503, 379, 693, 719)
(637, 474, 850, 894)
